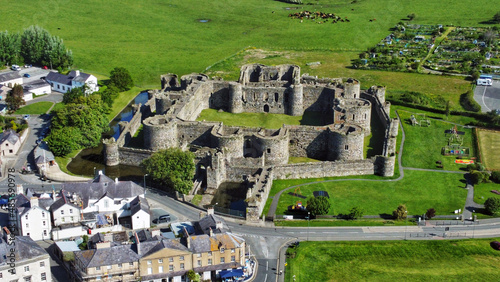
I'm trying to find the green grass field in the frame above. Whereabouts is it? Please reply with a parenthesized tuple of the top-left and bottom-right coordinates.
(474, 182, 500, 205)
(477, 129, 500, 171)
(15, 102, 53, 115)
(1, 0, 497, 89)
(398, 110, 475, 171)
(285, 239, 500, 282)
(266, 170, 467, 216)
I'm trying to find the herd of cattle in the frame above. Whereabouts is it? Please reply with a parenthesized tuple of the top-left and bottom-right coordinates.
(288, 11, 351, 24)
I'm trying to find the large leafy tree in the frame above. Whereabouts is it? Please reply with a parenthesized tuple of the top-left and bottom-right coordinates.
(6, 84, 25, 111)
(109, 67, 134, 91)
(62, 86, 84, 104)
(142, 148, 196, 194)
(484, 197, 500, 215)
(48, 95, 109, 156)
(0, 31, 21, 65)
(393, 204, 408, 220)
(306, 196, 331, 216)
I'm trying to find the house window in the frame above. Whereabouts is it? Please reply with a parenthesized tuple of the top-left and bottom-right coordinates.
(208, 259, 212, 265)
(43, 221, 46, 226)
(147, 260, 152, 265)
(70, 209, 73, 214)
(71, 217, 74, 221)
(220, 248, 225, 253)
(104, 200, 109, 208)
(96, 276, 101, 280)
(345, 145, 349, 150)
(208, 251, 212, 256)
(42, 212, 45, 218)
(197, 253, 201, 258)
(180, 256, 184, 261)
(62, 218, 65, 222)
(0, 273, 2, 278)
(158, 259, 163, 263)
(40, 262, 45, 267)
(24, 266, 29, 272)
(25, 215, 28, 220)
(159, 266, 163, 273)
(57, 84, 60, 89)
(9, 150, 12, 153)
(129, 262, 134, 266)
(96, 266, 101, 271)
(231, 256, 235, 262)
(231, 249, 235, 253)
(220, 257, 225, 264)
(41, 273, 46, 281)
(197, 260, 201, 267)
(25, 223, 29, 228)
(24, 276, 31, 282)
(169, 257, 173, 262)
(180, 263, 184, 270)
(169, 265, 173, 272)
(107, 275, 112, 279)
(118, 264, 122, 268)
(147, 267, 152, 275)
(43, 230, 47, 236)
(61, 210, 64, 215)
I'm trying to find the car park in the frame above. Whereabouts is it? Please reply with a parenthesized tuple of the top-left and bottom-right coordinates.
(154, 214, 171, 224)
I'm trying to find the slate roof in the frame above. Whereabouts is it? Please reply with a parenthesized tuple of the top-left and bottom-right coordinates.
(0, 129, 20, 146)
(46, 71, 91, 86)
(0, 235, 49, 266)
(74, 244, 140, 268)
(129, 196, 150, 216)
(62, 173, 144, 209)
(0, 71, 22, 83)
(189, 232, 244, 254)
(50, 191, 79, 212)
(34, 141, 55, 164)
(23, 80, 51, 92)
(194, 214, 229, 235)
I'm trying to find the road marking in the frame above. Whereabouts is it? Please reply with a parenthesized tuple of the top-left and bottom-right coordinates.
(322, 232, 338, 234)
(264, 274, 267, 282)
(481, 86, 491, 112)
(266, 261, 268, 271)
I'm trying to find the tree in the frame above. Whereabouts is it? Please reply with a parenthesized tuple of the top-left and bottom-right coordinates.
(142, 148, 196, 194)
(186, 270, 200, 282)
(109, 67, 134, 91)
(484, 197, 500, 215)
(425, 208, 436, 219)
(306, 196, 330, 216)
(393, 204, 407, 220)
(6, 84, 25, 111)
(348, 206, 363, 220)
(470, 170, 490, 185)
(493, 11, 500, 24)
(62, 86, 84, 104)
(99, 84, 119, 107)
(46, 127, 81, 156)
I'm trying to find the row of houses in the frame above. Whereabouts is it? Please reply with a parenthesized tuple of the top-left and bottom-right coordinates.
(10, 171, 151, 241)
(58, 210, 246, 282)
(0, 69, 99, 103)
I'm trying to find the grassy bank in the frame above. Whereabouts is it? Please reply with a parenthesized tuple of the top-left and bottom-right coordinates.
(15, 102, 53, 115)
(285, 239, 500, 281)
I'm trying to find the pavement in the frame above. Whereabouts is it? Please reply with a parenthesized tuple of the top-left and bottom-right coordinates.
(473, 79, 500, 112)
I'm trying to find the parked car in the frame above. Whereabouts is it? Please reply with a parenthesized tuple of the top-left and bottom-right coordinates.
(153, 214, 171, 224)
(42, 66, 48, 69)
(24, 64, 32, 68)
(11, 65, 20, 71)
(23, 73, 31, 78)
(23, 114, 30, 120)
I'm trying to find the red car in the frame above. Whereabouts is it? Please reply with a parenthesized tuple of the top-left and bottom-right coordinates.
(43, 66, 48, 69)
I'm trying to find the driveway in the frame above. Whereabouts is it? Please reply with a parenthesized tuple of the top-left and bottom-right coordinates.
(473, 80, 500, 112)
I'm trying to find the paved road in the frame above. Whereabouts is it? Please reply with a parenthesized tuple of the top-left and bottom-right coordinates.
(473, 80, 500, 112)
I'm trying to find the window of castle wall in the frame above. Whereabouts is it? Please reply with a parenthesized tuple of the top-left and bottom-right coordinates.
(275, 93, 279, 102)
(345, 145, 349, 150)
(264, 105, 270, 113)
(352, 114, 355, 120)
(263, 93, 268, 101)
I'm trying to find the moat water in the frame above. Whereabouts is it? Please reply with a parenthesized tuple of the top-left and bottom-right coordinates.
(66, 91, 149, 179)
(210, 182, 247, 212)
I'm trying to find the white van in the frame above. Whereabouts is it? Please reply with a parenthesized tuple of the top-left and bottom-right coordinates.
(11, 65, 20, 71)
(477, 78, 492, 86)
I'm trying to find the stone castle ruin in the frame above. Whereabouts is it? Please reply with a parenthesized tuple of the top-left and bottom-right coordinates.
(103, 64, 399, 220)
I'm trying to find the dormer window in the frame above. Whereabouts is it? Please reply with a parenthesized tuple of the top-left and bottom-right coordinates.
(220, 248, 225, 253)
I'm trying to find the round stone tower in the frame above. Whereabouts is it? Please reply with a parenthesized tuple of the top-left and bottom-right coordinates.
(156, 94, 173, 115)
(228, 82, 243, 113)
(288, 84, 303, 116)
(344, 78, 361, 99)
(327, 125, 364, 161)
(254, 127, 289, 165)
(103, 138, 119, 166)
(143, 116, 178, 150)
(369, 85, 386, 104)
(210, 124, 244, 159)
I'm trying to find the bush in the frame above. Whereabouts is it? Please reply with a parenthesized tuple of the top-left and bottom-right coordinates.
(484, 197, 500, 215)
(425, 208, 436, 219)
(348, 206, 364, 220)
(491, 171, 500, 183)
(109, 67, 134, 91)
(460, 90, 481, 112)
(393, 204, 407, 220)
(306, 196, 331, 216)
(469, 170, 490, 185)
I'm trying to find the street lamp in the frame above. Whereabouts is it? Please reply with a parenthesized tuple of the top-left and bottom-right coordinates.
(472, 210, 475, 239)
(143, 174, 148, 195)
(307, 211, 310, 241)
(404, 210, 408, 240)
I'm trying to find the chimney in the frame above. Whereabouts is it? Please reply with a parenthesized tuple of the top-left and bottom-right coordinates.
(216, 221, 223, 230)
(134, 232, 141, 255)
(2, 226, 10, 242)
(75, 70, 80, 77)
(151, 229, 160, 237)
(115, 178, 118, 183)
(16, 184, 23, 195)
(96, 241, 111, 249)
(207, 207, 214, 216)
(30, 197, 39, 208)
(209, 227, 213, 237)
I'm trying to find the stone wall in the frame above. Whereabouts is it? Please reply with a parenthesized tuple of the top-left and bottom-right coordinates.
(288, 125, 328, 160)
(273, 159, 375, 179)
(117, 147, 153, 166)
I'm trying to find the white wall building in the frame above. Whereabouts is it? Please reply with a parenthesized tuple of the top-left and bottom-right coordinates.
(11, 188, 53, 241)
(0, 72, 23, 88)
(46, 70, 99, 94)
(50, 192, 82, 227)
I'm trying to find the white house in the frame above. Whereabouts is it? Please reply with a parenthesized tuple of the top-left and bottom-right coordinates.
(0, 230, 52, 282)
(11, 186, 53, 241)
(0, 129, 21, 157)
(23, 80, 51, 100)
(0, 71, 23, 88)
(50, 191, 82, 226)
(45, 70, 99, 94)
(119, 196, 151, 230)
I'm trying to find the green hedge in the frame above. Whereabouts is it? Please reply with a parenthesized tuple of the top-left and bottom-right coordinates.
(460, 90, 481, 112)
